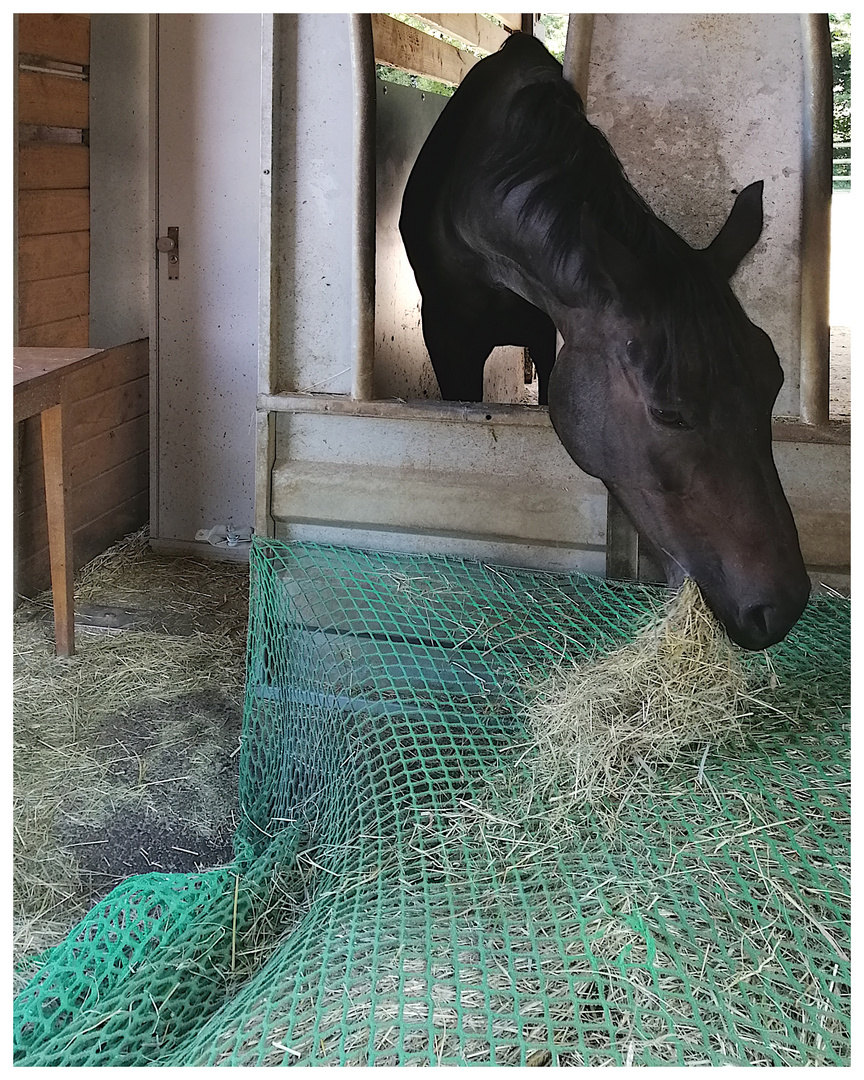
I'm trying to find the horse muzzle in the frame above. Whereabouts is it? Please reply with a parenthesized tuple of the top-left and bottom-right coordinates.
(697, 563, 811, 650)
(650, 533, 810, 650)
(725, 587, 810, 649)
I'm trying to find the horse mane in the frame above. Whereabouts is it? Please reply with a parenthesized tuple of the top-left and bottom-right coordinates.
(490, 79, 657, 269)
(489, 77, 753, 403)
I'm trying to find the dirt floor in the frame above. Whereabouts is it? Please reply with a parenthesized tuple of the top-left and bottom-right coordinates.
(13, 531, 250, 991)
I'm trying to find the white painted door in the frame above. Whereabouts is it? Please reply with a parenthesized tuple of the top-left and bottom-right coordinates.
(151, 13, 262, 549)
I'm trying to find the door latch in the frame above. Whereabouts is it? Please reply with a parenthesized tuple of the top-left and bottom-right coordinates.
(156, 227, 179, 279)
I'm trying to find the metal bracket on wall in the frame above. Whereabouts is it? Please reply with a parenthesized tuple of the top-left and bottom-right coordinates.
(195, 523, 254, 548)
(156, 226, 179, 279)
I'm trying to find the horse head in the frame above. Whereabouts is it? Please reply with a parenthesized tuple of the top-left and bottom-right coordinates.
(548, 183, 810, 650)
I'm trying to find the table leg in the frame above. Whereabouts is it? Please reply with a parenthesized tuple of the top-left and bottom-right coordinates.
(40, 404, 75, 657)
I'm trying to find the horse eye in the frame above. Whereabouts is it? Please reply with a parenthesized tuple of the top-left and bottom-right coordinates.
(650, 407, 692, 430)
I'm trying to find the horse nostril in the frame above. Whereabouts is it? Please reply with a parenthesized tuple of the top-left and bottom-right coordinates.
(744, 604, 771, 640)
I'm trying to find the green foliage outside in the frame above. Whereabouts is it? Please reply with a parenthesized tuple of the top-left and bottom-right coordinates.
(536, 13, 567, 63)
(375, 64, 454, 98)
(830, 14, 851, 143)
(830, 14, 851, 189)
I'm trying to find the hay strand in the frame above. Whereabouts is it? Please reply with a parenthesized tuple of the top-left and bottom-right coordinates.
(524, 579, 749, 809)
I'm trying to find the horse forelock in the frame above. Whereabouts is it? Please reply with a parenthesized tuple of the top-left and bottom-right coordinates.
(642, 269, 759, 411)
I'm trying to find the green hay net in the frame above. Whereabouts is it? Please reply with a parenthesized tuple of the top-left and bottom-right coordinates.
(14, 538, 850, 1066)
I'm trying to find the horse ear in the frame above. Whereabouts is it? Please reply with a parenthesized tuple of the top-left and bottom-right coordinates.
(704, 180, 764, 279)
(579, 204, 647, 299)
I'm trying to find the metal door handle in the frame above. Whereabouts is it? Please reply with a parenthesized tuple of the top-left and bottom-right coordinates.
(157, 226, 179, 278)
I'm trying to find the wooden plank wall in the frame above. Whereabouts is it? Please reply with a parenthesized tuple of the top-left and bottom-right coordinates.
(372, 13, 522, 86)
(15, 15, 150, 598)
(17, 13, 91, 346)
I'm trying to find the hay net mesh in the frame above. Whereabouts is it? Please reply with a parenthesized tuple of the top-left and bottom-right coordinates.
(14, 538, 850, 1066)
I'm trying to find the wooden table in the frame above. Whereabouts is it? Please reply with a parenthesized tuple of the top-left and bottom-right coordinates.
(14, 347, 114, 656)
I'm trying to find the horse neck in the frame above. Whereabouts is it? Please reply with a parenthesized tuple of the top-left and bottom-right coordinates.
(544, 189, 698, 326)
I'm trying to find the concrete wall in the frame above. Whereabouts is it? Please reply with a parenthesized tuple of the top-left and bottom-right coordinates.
(269, 14, 357, 398)
(269, 400, 608, 574)
(586, 13, 805, 418)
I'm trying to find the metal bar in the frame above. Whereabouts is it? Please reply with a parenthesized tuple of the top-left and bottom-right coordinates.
(258, 392, 553, 426)
(349, 13, 376, 401)
(259, 391, 850, 441)
(605, 494, 640, 583)
(255, 410, 276, 539)
(798, 13, 832, 427)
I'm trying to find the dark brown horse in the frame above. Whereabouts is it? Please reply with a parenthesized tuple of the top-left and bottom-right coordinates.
(400, 32, 809, 650)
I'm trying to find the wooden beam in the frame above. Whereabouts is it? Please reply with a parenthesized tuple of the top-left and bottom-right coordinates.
(18, 273, 89, 330)
(18, 188, 89, 236)
(17, 13, 90, 67)
(18, 232, 89, 282)
(372, 13, 480, 86)
(18, 144, 89, 190)
(17, 70, 89, 129)
(493, 13, 523, 32)
(414, 13, 509, 54)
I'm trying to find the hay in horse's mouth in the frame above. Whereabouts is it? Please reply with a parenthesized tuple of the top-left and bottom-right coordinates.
(524, 579, 752, 811)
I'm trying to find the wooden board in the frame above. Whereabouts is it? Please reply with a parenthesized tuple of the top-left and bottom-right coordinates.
(18, 414, 149, 496)
(18, 231, 90, 282)
(17, 315, 89, 348)
(19, 457, 149, 567)
(15, 341, 148, 432)
(372, 13, 480, 86)
(17, 13, 90, 66)
(493, 14, 523, 32)
(414, 13, 509, 54)
(17, 70, 89, 129)
(16, 17, 91, 350)
(18, 273, 89, 331)
(18, 189, 89, 236)
(17, 490, 149, 601)
(18, 144, 89, 189)
(69, 376, 149, 444)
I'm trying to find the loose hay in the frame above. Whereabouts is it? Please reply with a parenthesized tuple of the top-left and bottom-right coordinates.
(524, 579, 750, 809)
(13, 527, 249, 991)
